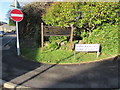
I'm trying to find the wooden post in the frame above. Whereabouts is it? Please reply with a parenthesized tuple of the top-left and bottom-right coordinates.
(41, 23, 44, 51)
(69, 24, 74, 50)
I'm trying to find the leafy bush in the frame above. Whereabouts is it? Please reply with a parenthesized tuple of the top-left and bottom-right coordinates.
(42, 2, 119, 37)
(9, 19, 15, 26)
(44, 42, 59, 50)
(49, 36, 68, 43)
(44, 36, 68, 50)
(83, 24, 119, 55)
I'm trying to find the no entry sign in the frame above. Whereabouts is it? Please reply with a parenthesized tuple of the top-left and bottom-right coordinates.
(10, 9, 23, 22)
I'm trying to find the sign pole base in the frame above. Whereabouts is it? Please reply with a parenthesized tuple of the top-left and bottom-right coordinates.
(74, 51, 76, 60)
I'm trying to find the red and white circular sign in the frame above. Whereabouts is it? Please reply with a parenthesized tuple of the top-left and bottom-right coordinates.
(10, 9, 24, 22)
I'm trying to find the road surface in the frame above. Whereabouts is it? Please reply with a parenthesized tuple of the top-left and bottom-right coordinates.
(0, 33, 16, 47)
(0, 33, 16, 88)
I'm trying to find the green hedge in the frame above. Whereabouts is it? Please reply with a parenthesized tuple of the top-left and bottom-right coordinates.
(83, 24, 119, 55)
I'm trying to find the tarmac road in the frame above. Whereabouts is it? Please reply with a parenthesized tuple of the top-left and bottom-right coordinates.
(2, 39, 120, 88)
(0, 33, 16, 47)
(0, 33, 16, 89)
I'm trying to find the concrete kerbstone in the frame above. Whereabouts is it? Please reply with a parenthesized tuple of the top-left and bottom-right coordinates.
(0, 79, 30, 89)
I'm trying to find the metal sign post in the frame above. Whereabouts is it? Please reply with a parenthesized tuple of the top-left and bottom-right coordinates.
(15, 0, 20, 56)
(16, 21, 20, 55)
(10, 0, 23, 56)
(10, 9, 23, 56)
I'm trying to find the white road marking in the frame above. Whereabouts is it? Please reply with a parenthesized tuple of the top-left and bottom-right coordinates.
(11, 14, 23, 17)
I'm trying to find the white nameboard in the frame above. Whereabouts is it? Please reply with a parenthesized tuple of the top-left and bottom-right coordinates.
(74, 44, 100, 59)
(75, 44, 100, 52)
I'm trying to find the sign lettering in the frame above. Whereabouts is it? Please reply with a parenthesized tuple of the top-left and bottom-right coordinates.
(75, 44, 100, 52)
(74, 44, 100, 59)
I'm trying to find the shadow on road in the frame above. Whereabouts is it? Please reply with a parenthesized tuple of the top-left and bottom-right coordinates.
(2, 41, 41, 81)
(15, 57, 119, 88)
(2, 40, 75, 87)
(45, 59, 119, 88)
(14, 54, 75, 88)
(2, 40, 120, 88)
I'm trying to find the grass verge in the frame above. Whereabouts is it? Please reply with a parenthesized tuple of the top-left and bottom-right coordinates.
(21, 47, 117, 64)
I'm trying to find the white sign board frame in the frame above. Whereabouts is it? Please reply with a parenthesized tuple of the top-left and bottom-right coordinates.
(74, 44, 100, 59)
